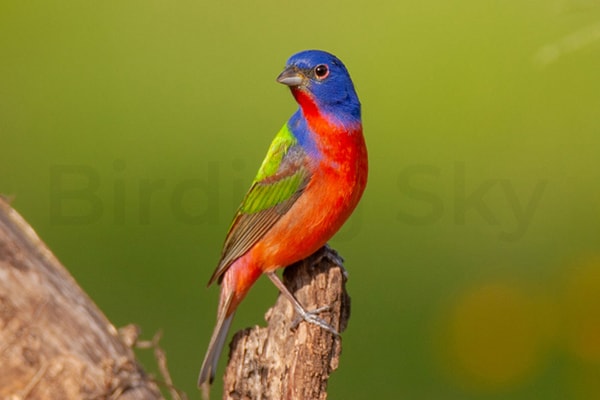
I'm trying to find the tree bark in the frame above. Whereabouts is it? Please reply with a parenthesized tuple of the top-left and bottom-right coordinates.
(0, 197, 351, 400)
(222, 246, 351, 400)
(0, 198, 163, 400)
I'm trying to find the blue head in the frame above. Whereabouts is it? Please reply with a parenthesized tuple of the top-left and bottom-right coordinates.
(277, 50, 361, 122)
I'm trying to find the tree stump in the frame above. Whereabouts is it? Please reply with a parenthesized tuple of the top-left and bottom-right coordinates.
(0, 197, 351, 400)
(0, 198, 163, 399)
(222, 246, 351, 400)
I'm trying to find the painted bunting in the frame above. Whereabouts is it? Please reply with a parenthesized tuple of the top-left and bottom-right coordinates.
(198, 50, 368, 392)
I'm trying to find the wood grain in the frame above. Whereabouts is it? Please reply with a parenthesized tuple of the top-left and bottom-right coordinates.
(222, 246, 350, 400)
(0, 198, 162, 399)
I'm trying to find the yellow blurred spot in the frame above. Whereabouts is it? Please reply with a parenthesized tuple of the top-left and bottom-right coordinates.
(564, 257, 600, 363)
(437, 282, 550, 391)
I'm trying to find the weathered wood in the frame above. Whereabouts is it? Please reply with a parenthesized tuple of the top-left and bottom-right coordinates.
(0, 198, 163, 399)
(222, 246, 351, 400)
(0, 197, 351, 399)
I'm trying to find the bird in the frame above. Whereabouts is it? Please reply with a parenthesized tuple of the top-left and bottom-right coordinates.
(197, 49, 368, 394)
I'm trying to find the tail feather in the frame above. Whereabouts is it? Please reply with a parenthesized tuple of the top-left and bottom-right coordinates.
(199, 255, 261, 398)
(198, 295, 235, 399)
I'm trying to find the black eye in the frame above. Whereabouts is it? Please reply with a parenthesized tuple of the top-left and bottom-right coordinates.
(314, 64, 329, 79)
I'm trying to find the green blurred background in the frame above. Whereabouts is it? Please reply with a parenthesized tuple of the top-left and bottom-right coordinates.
(2, 0, 600, 398)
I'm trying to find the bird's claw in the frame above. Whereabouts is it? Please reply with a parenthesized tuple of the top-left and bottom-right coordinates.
(315, 245, 348, 279)
(318, 245, 345, 266)
(291, 305, 339, 336)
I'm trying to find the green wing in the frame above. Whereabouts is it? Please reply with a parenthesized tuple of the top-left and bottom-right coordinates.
(208, 124, 311, 285)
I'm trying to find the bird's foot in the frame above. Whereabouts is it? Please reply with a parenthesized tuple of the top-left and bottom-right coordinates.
(315, 245, 348, 279)
(318, 244, 345, 265)
(266, 271, 340, 336)
(291, 305, 339, 336)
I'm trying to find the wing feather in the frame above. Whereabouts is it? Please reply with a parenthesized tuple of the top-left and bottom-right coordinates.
(207, 125, 311, 285)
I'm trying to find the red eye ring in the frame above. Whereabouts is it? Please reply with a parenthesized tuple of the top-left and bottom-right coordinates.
(314, 64, 329, 80)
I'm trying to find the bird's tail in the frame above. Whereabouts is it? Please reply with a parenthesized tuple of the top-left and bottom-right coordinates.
(198, 292, 235, 399)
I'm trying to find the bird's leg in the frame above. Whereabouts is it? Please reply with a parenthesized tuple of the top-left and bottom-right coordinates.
(266, 272, 339, 336)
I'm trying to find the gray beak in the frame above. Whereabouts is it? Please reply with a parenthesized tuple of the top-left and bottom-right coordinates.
(276, 66, 305, 87)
